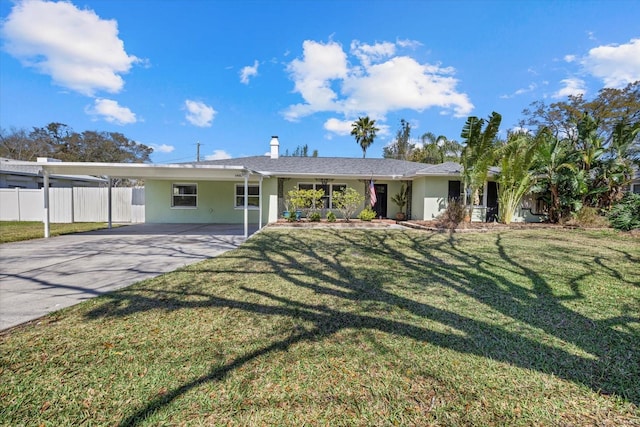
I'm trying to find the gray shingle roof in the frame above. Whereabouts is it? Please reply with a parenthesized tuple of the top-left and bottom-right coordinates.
(191, 156, 465, 178)
(415, 161, 462, 176)
(415, 161, 499, 177)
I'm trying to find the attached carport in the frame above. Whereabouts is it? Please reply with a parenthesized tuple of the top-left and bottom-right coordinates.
(39, 162, 265, 238)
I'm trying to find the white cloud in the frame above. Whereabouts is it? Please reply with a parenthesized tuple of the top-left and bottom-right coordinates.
(86, 98, 137, 124)
(500, 83, 537, 99)
(184, 100, 216, 127)
(396, 38, 422, 49)
(564, 54, 577, 63)
(285, 40, 349, 121)
(240, 60, 259, 84)
(151, 144, 174, 153)
(323, 118, 353, 135)
(582, 38, 640, 88)
(1, 0, 139, 96)
(284, 39, 473, 123)
(552, 78, 586, 99)
(350, 40, 396, 67)
(205, 149, 232, 160)
(342, 56, 473, 118)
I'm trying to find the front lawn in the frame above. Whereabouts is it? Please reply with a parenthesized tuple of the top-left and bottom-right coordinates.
(0, 221, 115, 244)
(1, 228, 638, 425)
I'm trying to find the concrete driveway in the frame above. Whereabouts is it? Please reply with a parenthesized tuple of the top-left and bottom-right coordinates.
(0, 223, 257, 331)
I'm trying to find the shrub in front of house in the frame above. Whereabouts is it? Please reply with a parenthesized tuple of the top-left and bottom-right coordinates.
(437, 199, 466, 229)
(326, 211, 336, 222)
(333, 187, 365, 222)
(608, 193, 640, 231)
(568, 206, 609, 228)
(308, 212, 321, 222)
(358, 207, 377, 221)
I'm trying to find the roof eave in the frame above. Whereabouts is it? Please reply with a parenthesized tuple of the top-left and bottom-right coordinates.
(259, 172, 412, 180)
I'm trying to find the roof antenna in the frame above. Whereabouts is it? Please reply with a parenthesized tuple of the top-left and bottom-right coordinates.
(196, 141, 202, 162)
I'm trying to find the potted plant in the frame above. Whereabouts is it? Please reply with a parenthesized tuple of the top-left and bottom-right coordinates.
(282, 199, 293, 220)
(391, 183, 408, 221)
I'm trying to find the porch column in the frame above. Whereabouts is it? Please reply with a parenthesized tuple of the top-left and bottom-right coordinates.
(244, 174, 249, 238)
(258, 176, 263, 230)
(43, 170, 50, 238)
(107, 176, 112, 229)
(482, 182, 488, 207)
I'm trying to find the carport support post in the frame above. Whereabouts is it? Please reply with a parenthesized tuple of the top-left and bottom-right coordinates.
(107, 176, 112, 229)
(43, 170, 50, 238)
(258, 176, 263, 230)
(244, 174, 249, 238)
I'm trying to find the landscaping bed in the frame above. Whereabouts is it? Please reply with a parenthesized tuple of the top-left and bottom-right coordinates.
(270, 218, 398, 228)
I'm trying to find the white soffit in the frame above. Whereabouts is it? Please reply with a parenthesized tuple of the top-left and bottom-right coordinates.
(40, 162, 262, 181)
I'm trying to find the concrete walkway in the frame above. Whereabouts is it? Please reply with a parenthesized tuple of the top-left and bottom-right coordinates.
(0, 224, 256, 331)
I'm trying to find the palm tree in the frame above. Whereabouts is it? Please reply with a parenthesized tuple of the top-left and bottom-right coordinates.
(495, 130, 545, 224)
(460, 112, 502, 209)
(576, 113, 605, 173)
(533, 135, 581, 223)
(594, 119, 640, 208)
(351, 116, 379, 158)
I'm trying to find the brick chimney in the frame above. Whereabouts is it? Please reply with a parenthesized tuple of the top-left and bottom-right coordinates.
(270, 136, 279, 159)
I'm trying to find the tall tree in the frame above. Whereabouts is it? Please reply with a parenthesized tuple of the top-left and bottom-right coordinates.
(0, 123, 152, 163)
(411, 132, 462, 163)
(460, 112, 502, 208)
(0, 127, 42, 160)
(522, 83, 640, 216)
(284, 144, 319, 157)
(521, 81, 640, 148)
(350, 116, 379, 158)
(383, 119, 413, 160)
(590, 119, 640, 208)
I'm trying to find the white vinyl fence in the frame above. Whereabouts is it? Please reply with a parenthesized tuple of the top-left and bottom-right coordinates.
(0, 187, 145, 223)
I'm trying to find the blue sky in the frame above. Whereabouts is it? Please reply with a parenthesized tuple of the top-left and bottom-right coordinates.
(1, 0, 639, 163)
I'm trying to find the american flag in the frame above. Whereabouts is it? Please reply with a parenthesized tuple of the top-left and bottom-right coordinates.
(369, 180, 377, 207)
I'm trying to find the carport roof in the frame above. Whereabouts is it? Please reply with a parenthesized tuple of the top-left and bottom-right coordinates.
(39, 162, 262, 181)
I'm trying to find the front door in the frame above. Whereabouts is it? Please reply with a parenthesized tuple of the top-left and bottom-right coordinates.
(372, 184, 387, 218)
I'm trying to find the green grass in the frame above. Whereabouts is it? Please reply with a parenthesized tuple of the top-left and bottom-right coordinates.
(0, 221, 115, 243)
(1, 228, 639, 426)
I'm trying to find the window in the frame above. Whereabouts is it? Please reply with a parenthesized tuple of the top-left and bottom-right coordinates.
(633, 183, 640, 194)
(298, 183, 346, 208)
(172, 183, 197, 208)
(448, 180, 461, 202)
(235, 184, 260, 208)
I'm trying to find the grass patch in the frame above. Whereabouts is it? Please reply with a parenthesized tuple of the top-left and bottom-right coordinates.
(0, 221, 115, 244)
(1, 228, 639, 425)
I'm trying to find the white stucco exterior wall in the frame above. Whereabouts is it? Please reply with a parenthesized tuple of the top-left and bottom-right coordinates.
(414, 177, 451, 220)
(145, 179, 274, 224)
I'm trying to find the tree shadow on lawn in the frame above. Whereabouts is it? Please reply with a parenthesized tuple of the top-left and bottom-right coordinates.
(82, 229, 640, 425)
